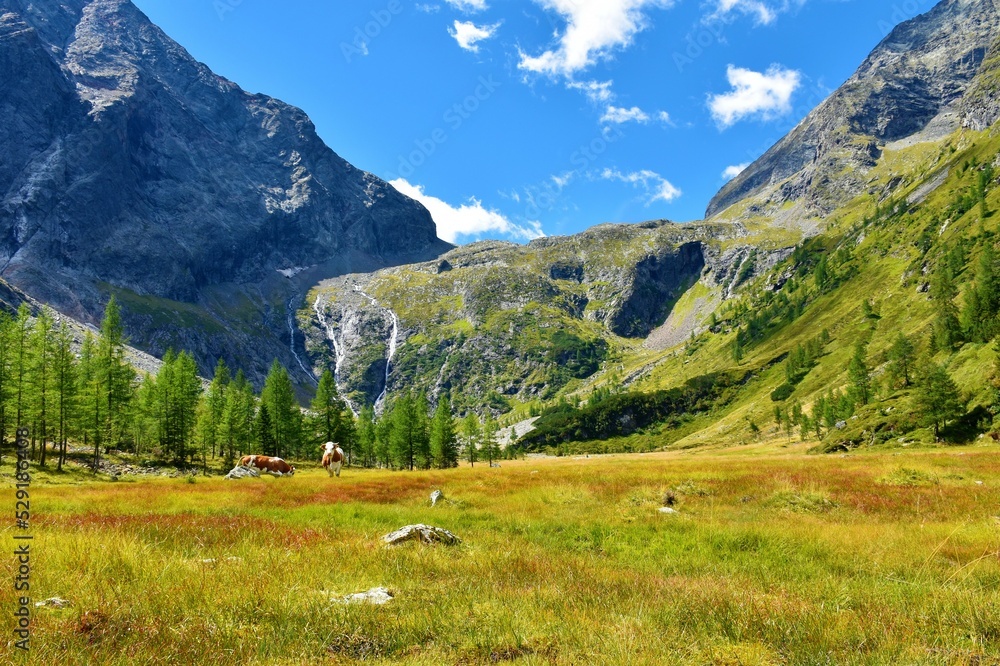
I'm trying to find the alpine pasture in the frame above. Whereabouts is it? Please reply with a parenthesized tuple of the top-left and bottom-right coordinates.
(2, 443, 999, 665)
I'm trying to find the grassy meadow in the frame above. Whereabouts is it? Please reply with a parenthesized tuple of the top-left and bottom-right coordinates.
(2, 443, 1000, 665)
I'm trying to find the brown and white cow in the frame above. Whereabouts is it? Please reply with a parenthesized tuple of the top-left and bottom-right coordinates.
(321, 442, 345, 477)
(239, 454, 295, 476)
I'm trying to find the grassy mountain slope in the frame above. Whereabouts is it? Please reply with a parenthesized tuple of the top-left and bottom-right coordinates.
(300, 221, 798, 414)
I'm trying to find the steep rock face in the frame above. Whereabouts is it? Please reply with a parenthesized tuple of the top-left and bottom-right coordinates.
(962, 32, 1000, 130)
(609, 242, 705, 338)
(0, 0, 448, 385)
(707, 0, 1000, 219)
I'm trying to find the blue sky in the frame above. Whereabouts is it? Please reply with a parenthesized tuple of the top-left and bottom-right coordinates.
(132, 0, 934, 244)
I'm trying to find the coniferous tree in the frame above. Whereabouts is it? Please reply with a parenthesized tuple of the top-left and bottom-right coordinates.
(261, 360, 300, 458)
(52, 320, 76, 471)
(814, 254, 829, 290)
(0, 311, 12, 454)
(961, 243, 1000, 342)
(374, 411, 392, 469)
(413, 392, 431, 469)
(887, 332, 916, 388)
(97, 296, 136, 454)
(915, 361, 964, 439)
(931, 262, 962, 351)
(357, 405, 377, 468)
(848, 342, 871, 406)
(462, 413, 480, 467)
(152, 350, 177, 457)
(196, 359, 230, 461)
(219, 370, 255, 466)
(429, 394, 458, 469)
(134, 374, 158, 456)
(389, 392, 419, 470)
(77, 332, 103, 469)
(255, 402, 277, 456)
(28, 310, 54, 465)
(172, 351, 202, 461)
(11, 304, 31, 437)
(481, 413, 499, 466)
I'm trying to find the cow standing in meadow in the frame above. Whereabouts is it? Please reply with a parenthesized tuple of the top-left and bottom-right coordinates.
(239, 454, 295, 476)
(321, 442, 345, 477)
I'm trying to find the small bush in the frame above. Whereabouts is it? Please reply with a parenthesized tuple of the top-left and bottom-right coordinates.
(770, 383, 795, 402)
(879, 467, 939, 487)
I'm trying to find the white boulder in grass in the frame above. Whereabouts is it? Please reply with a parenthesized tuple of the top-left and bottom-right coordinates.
(382, 524, 461, 546)
(224, 465, 260, 479)
(339, 587, 394, 605)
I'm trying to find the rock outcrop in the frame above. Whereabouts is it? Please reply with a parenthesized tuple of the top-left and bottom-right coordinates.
(382, 524, 461, 546)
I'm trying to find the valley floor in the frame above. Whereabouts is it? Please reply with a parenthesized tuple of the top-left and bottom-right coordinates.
(2, 444, 999, 665)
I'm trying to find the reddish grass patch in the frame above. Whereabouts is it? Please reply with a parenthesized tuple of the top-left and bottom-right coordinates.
(40, 512, 326, 550)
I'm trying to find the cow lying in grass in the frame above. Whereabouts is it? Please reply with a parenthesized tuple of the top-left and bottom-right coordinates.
(321, 442, 344, 477)
(239, 455, 295, 476)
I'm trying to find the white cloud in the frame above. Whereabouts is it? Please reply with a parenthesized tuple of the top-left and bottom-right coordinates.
(567, 79, 615, 104)
(708, 0, 805, 25)
(449, 20, 500, 52)
(519, 0, 673, 79)
(657, 111, 671, 124)
(722, 163, 750, 180)
(708, 64, 801, 128)
(391, 178, 544, 243)
(551, 172, 575, 188)
(601, 168, 681, 204)
(445, 0, 488, 11)
(601, 105, 650, 125)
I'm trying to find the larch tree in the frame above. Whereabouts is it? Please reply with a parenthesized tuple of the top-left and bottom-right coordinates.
(462, 413, 480, 468)
(52, 319, 76, 471)
(887, 332, 916, 388)
(848, 341, 871, 407)
(261, 360, 301, 458)
(915, 361, 964, 439)
(429, 394, 458, 469)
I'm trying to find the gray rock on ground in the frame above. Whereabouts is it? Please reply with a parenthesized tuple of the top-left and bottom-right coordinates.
(225, 466, 260, 480)
(430, 490, 444, 506)
(339, 587, 394, 605)
(382, 524, 461, 546)
(35, 597, 70, 608)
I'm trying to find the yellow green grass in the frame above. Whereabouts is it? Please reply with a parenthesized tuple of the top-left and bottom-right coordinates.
(2, 446, 999, 664)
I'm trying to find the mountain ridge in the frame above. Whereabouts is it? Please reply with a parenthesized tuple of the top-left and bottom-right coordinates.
(706, 0, 1000, 221)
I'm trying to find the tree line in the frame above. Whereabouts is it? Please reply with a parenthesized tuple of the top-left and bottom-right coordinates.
(5, 297, 502, 472)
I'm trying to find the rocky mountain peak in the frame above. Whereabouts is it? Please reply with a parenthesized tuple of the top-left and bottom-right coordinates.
(706, 0, 1000, 220)
(0, 0, 449, 385)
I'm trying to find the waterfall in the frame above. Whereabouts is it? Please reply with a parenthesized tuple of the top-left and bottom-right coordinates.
(312, 296, 357, 416)
(355, 286, 400, 410)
